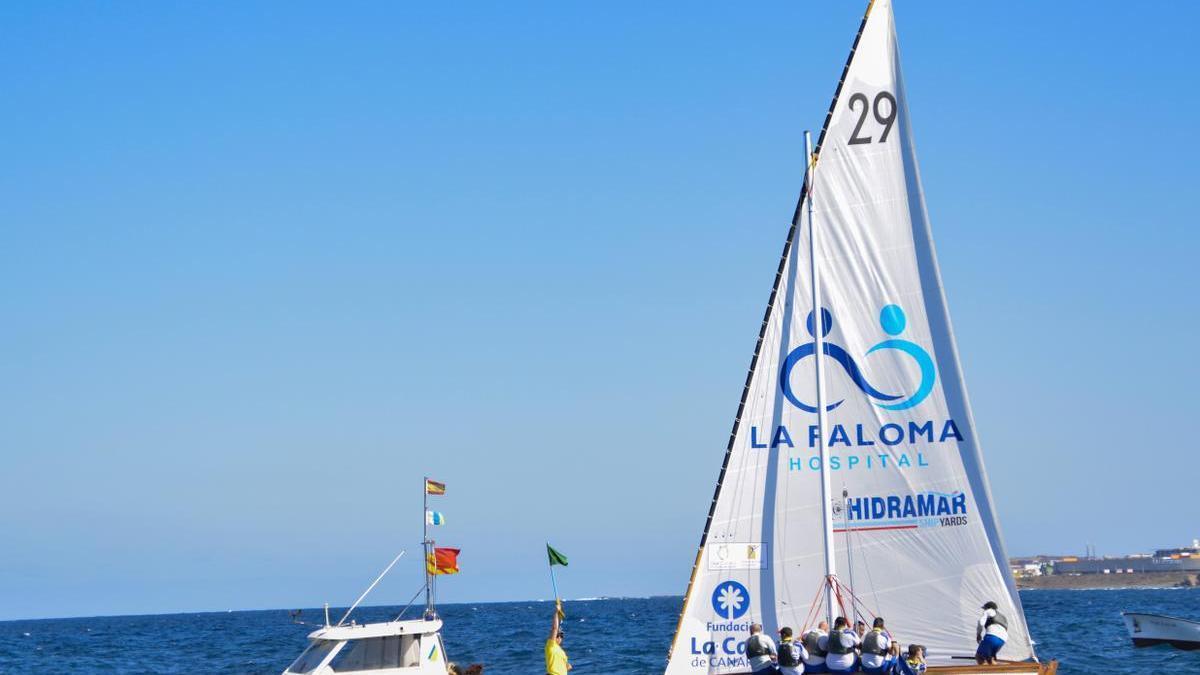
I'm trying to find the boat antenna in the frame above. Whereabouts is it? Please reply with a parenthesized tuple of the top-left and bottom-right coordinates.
(805, 129, 838, 627)
(337, 549, 407, 627)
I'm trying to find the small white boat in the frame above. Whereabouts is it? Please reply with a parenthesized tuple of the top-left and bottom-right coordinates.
(284, 618, 451, 674)
(1123, 612, 1200, 650)
(283, 476, 468, 674)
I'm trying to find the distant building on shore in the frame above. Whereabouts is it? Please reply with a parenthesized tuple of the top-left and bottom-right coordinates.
(1010, 539, 1200, 576)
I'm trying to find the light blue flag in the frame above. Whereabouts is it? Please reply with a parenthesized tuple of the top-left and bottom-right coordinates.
(426, 510, 445, 526)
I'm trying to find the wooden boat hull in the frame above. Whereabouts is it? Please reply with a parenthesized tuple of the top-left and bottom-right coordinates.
(721, 661, 1057, 675)
(929, 661, 1057, 674)
(1123, 611, 1200, 650)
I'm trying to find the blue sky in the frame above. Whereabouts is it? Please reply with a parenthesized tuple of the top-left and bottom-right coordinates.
(2, 1, 1198, 621)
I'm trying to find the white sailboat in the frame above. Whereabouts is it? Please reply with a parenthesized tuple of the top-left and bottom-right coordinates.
(664, 1, 1054, 673)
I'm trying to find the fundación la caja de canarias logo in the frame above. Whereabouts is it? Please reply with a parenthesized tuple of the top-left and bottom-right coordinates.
(690, 580, 754, 663)
(711, 580, 750, 620)
(780, 304, 936, 412)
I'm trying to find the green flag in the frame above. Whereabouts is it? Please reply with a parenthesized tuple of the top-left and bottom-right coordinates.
(547, 543, 569, 567)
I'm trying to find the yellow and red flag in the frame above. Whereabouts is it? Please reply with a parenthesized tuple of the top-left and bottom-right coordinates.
(426, 547, 460, 575)
(425, 479, 446, 495)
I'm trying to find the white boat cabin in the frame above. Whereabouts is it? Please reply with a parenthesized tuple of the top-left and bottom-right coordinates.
(284, 618, 449, 674)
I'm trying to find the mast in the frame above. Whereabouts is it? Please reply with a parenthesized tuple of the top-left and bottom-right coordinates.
(804, 130, 837, 625)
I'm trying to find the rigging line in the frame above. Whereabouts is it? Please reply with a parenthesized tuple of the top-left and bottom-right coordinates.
(832, 576, 850, 620)
(842, 486, 858, 624)
(855, 522, 882, 619)
(837, 583, 880, 624)
(842, 495, 877, 627)
(337, 550, 407, 627)
(393, 584, 429, 622)
(801, 574, 827, 632)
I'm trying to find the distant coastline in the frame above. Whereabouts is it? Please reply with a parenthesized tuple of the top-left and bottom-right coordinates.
(1016, 571, 1199, 591)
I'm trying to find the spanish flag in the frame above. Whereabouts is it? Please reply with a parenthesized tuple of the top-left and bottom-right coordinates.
(426, 547, 460, 575)
(425, 479, 446, 495)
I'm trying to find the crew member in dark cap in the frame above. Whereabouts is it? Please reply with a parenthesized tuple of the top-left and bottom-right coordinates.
(776, 626, 809, 675)
(975, 600, 1009, 665)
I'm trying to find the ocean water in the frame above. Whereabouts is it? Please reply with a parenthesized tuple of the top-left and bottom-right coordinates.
(1, 589, 1198, 674)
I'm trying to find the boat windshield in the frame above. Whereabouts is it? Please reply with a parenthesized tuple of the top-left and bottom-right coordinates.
(329, 635, 420, 671)
(287, 639, 339, 674)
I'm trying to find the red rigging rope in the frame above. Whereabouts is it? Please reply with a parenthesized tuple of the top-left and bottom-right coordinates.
(801, 575, 883, 633)
(832, 577, 852, 621)
(800, 579, 827, 633)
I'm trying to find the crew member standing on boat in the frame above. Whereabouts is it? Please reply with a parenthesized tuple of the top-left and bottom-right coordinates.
(546, 599, 571, 675)
(975, 601, 1008, 665)
(745, 623, 780, 674)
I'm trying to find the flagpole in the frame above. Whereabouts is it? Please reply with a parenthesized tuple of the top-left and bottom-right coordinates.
(547, 547, 561, 601)
(424, 475, 432, 617)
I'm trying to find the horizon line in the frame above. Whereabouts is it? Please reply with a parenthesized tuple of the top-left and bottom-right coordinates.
(0, 594, 687, 625)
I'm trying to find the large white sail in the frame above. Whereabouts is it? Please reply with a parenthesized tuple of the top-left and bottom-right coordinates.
(665, 1, 1033, 671)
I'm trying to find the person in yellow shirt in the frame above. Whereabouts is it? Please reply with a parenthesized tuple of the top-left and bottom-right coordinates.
(545, 599, 571, 675)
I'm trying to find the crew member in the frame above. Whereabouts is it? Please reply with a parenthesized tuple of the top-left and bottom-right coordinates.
(777, 626, 809, 675)
(860, 617, 893, 674)
(975, 600, 1009, 665)
(801, 621, 829, 674)
(824, 617, 860, 675)
(745, 623, 779, 674)
(546, 599, 571, 675)
(889, 644, 926, 675)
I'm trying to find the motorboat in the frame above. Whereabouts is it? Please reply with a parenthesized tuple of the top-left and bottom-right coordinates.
(284, 617, 450, 674)
(283, 476, 468, 673)
(1123, 612, 1200, 650)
